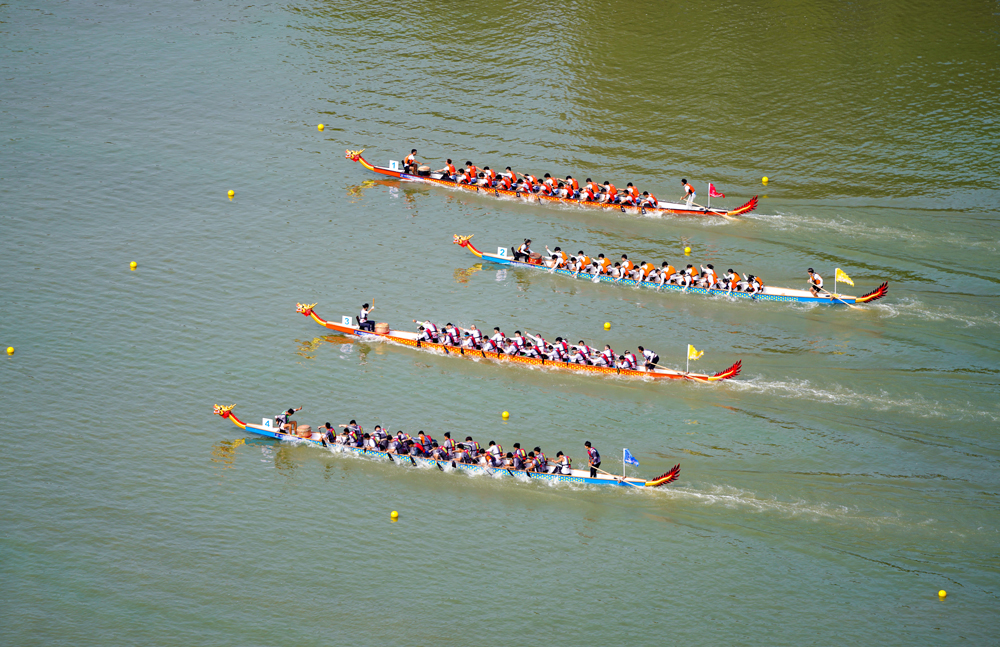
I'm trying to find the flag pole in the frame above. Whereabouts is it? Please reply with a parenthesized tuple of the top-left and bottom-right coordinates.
(834, 268, 838, 297)
(686, 345, 689, 373)
(622, 448, 626, 478)
(707, 183, 711, 209)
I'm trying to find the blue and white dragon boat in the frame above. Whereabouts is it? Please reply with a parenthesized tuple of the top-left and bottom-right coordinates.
(455, 235, 888, 307)
(213, 405, 681, 490)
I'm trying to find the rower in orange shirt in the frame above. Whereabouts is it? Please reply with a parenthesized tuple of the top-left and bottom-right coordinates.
(435, 158, 457, 180)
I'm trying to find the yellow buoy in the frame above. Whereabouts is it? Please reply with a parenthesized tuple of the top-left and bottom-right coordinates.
(227, 190, 235, 198)
(390, 510, 399, 519)
(317, 123, 324, 131)
(762, 176, 769, 185)
(6, 347, 13, 355)
(502, 411, 509, 419)
(684, 246, 691, 256)
(938, 590, 947, 599)
(129, 261, 137, 271)
(604, 322, 611, 330)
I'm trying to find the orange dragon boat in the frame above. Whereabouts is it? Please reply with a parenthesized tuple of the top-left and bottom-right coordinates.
(344, 148, 758, 219)
(296, 303, 742, 383)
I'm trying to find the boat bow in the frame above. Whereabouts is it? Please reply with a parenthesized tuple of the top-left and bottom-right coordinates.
(644, 464, 681, 487)
(213, 404, 247, 430)
(453, 234, 484, 258)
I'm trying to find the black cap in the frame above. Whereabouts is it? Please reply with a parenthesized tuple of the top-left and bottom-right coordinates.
(681, 178, 687, 184)
(585, 441, 592, 447)
(808, 268, 815, 273)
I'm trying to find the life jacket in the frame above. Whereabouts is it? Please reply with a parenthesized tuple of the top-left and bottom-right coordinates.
(470, 328, 483, 343)
(598, 257, 611, 272)
(621, 259, 634, 272)
(500, 176, 512, 190)
(621, 352, 636, 369)
(513, 447, 526, 461)
(483, 338, 499, 353)
(705, 268, 718, 284)
(810, 275, 822, 286)
(729, 272, 741, 284)
(539, 183, 552, 196)
(640, 263, 655, 278)
(684, 182, 695, 195)
(577, 344, 593, 357)
(559, 455, 571, 472)
(544, 177, 555, 189)
(663, 265, 677, 278)
(525, 174, 537, 185)
(626, 185, 638, 198)
(423, 321, 438, 335)
(620, 194, 636, 206)
(446, 163, 456, 175)
(467, 164, 478, 177)
(404, 153, 416, 165)
(606, 184, 618, 199)
(358, 308, 369, 323)
(577, 255, 590, 268)
(569, 178, 579, 191)
(581, 188, 596, 201)
(487, 168, 497, 181)
(443, 437, 455, 451)
(645, 193, 658, 207)
(512, 455, 525, 470)
(586, 181, 600, 194)
(587, 446, 600, 463)
(753, 276, 764, 288)
(601, 348, 615, 364)
(443, 328, 460, 345)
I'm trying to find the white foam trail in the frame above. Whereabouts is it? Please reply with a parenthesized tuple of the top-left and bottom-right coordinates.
(745, 212, 998, 251)
(663, 484, 934, 530)
(727, 376, 1000, 422)
(869, 297, 1000, 328)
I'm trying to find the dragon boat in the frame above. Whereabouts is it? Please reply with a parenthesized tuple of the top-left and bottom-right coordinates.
(454, 235, 889, 307)
(213, 405, 681, 489)
(345, 148, 758, 219)
(296, 303, 741, 383)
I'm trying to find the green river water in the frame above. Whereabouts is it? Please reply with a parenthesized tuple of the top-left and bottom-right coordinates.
(2, 1, 999, 644)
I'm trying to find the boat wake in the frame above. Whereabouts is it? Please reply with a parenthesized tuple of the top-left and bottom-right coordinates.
(869, 297, 1000, 329)
(745, 212, 998, 252)
(727, 376, 1000, 422)
(664, 484, 935, 530)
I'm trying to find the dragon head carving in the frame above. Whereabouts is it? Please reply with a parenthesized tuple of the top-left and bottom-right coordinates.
(344, 148, 366, 161)
(213, 404, 236, 417)
(296, 302, 317, 316)
(453, 234, 474, 246)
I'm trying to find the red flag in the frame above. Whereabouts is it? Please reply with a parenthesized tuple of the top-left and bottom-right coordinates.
(709, 183, 725, 198)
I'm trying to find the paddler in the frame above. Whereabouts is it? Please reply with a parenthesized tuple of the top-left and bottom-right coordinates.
(434, 158, 457, 181)
(594, 344, 616, 367)
(807, 268, 824, 297)
(681, 179, 697, 208)
(553, 451, 572, 475)
(640, 191, 659, 208)
(584, 441, 601, 478)
(618, 350, 638, 370)
(545, 245, 568, 269)
(723, 269, 740, 293)
(565, 175, 580, 197)
(413, 319, 440, 343)
(700, 264, 719, 287)
(403, 149, 418, 167)
(533, 447, 549, 473)
(465, 160, 479, 178)
(358, 303, 375, 332)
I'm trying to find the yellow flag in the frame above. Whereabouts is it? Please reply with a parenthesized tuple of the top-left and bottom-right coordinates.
(687, 344, 704, 361)
(835, 268, 854, 286)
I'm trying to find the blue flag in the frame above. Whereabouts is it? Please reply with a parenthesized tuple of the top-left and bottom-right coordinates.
(623, 449, 640, 466)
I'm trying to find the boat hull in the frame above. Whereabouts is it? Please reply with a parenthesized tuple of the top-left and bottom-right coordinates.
(345, 151, 758, 218)
(296, 305, 741, 383)
(455, 237, 888, 306)
(234, 421, 657, 488)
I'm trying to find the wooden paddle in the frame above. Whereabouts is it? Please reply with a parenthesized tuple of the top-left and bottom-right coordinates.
(592, 465, 641, 487)
(819, 287, 863, 310)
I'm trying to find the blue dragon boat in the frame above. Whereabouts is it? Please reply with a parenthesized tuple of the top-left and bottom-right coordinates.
(213, 405, 681, 490)
(455, 235, 888, 307)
